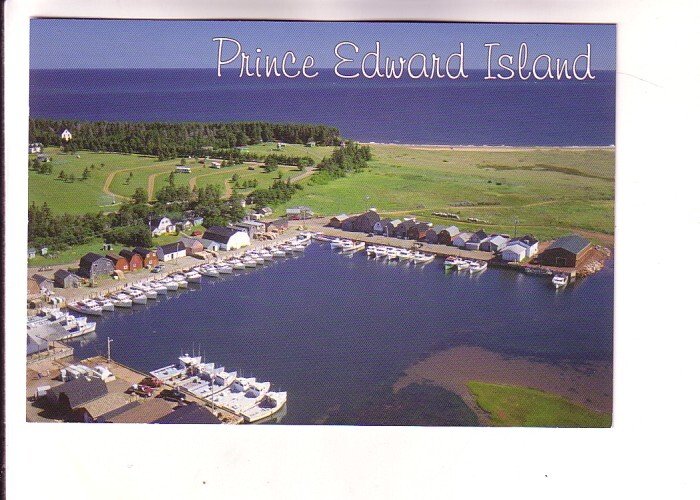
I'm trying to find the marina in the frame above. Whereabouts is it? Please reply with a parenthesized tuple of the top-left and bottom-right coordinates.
(55, 238, 613, 424)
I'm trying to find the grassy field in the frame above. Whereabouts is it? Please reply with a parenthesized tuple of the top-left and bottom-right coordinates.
(279, 144, 615, 241)
(29, 144, 614, 242)
(467, 381, 612, 427)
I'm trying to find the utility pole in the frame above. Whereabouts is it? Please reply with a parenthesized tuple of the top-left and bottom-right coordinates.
(514, 218, 519, 238)
(107, 337, 113, 362)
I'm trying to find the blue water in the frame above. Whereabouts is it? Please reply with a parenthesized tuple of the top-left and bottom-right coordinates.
(30, 69, 615, 146)
(66, 244, 614, 424)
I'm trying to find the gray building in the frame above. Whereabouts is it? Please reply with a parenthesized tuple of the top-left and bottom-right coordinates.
(54, 269, 81, 288)
(78, 253, 115, 279)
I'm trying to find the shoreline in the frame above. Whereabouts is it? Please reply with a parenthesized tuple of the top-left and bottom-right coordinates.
(362, 142, 616, 152)
(394, 345, 613, 423)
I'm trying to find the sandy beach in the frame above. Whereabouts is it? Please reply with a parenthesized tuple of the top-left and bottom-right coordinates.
(362, 142, 616, 152)
(394, 345, 613, 423)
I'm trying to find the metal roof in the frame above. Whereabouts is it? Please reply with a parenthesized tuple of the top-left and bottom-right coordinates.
(548, 234, 591, 255)
(153, 403, 221, 424)
(49, 377, 109, 409)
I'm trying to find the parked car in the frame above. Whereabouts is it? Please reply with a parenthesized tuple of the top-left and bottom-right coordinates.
(140, 376, 163, 388)
(151, 264, 165, 273)
(160, 389, 187, 403)
(128, 384, 155, 397)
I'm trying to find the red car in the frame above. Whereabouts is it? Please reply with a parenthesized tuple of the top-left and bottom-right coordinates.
(140, 376, 163, 388)
(129, 384, 155, 398)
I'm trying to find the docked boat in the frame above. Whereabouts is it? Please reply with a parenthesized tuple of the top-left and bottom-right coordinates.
(258, 250, 274, 261)
(95, 298, 115, 312)
(366, 245, 378, 256)
(374, 246, 389, 257)
(240, 391, 288, 423)
(289, 243, 306, 252)
(67, 300, 103, 316)
(294, 233, 312, 245)
(216, 263, 233, 274)
(111, 293, 133, 308)
(329, 238, 345, 249)
(184, 270, 202, 283)
(124, 288, 148, 305)
(230, 260, 246, 270)
(160, 278, 180, 291)
(132, 283, 158, 299)
(469, 260, 487, 274)
(242, 257, 258, 268)
(340, 241, 365, 253)
(396, 248, 413, 260)
(444, 256, 464, 269)
(198, 266, 220, 278)
(385, 247, 399, 260)
(552, 273, 569, 288)
(171, 274, 188, 288)
(412, 252, 435, 264)
(271, 248, 286, 258)
(456, 259, 472, 271)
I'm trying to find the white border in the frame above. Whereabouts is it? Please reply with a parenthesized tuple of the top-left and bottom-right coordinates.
(5, 1, 700, 498)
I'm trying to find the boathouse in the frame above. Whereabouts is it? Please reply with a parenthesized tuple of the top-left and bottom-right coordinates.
(424, 225, 446, 244)
(511, 234, 540, 257)
(54, 269, 81, 288)
(538, 234, 592, 268)
(353, 209, 381, 233)
(437, 226, 461, 245)
(133, 247, 159, 268)
(394, 220, 417, 239)
(286, 206, 314, 220)
(118, 249, 143, 271)
(157, 242, 187, 262)
(46, 377, 109, 416)
(30, 274, 54, 293)
(179, 236, 205, 256)
(330, 214, 350, 228)
(480, 234, 509, 252)
(78, 253, 115, 279)
(463, 230, 489, 250)
(500, 243, 528, 262)
(202, 226, 250, 251)
(106, 252, 130, 272)
(452, 232, 474, 248)
(407, 222, 431, 241)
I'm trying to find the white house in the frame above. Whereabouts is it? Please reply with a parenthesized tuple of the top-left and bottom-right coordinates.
(157, 242, 187, 262)
(149, 216, 176, 237)
(202, 226, 251, 251)
(511, 234, 539, 257)
(61, 129, 72, 141)
(500, 242, 528, 262)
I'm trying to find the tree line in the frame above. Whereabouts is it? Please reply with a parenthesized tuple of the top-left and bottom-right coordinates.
(29, 119, 341, 159)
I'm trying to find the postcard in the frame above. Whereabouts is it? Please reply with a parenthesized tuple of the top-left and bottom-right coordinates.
(22, 19, 617, 429)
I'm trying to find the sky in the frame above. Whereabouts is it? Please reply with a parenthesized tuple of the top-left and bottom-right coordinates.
(30, 20, 615, 70)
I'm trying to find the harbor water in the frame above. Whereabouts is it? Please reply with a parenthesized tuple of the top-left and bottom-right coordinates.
(65, 243, 614, 424)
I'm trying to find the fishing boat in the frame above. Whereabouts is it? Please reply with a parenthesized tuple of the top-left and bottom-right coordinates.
(396, 248, 413, 261)
(171, 274, 188, 288)
(111, 293, 133, 308)
(216, 263, 234, 274)
(95, 298, 115, 312)
(366, 245, 378, 256)
(124, 288, 148, 305)
(132, 283, 158, 299)
(230, 260, 246, 270)
(240, 391, 288, 423)
(258, 250, 274, 261)
(456, 259, 472, 271)
(329, 238, 345, 249)
(341, 241, 365, 253)
(289, 243, 306, 252)
(198, 265, 220, 278)
(184, 270, 202, 283)
(374, 246, 389, 257)
(242, 257, 258, 268)
(469, 260, 487, 274)
(552, 273, 569, 288)
(385, 247, 399, 260)
(444, 256, 463, 269)
(67, 300, 103, 316)
(160, 278, 180, 291)
(150, 281, 168, 294)
(313, 233, 333, 243)
(271, 248, 286, 258)
(412, 252, 435, 264)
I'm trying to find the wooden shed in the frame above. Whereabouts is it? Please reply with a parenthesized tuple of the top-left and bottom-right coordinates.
(538, 235, 592, 268)
(407, 222, 431, 241)
(106, 252, 130, 272)
(437, 226, 461, 245)
(54, 269, 81, 288)
(353, 210, 381, 233)
(133, 247, 159, 268)
(394, 220, 417, 239)
(119, 249, 143, 271)
(329, 214, 350, 228)
(78, 253, 115, 279)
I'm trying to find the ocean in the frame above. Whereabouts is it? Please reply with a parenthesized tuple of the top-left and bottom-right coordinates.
(65, 243, 614, 424)
(29, 69, 615, 146)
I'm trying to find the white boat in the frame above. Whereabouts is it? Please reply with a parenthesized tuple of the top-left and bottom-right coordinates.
(230, 260, 246, 270)
(456, 259, 472, 271)
(294, 233, 312, 245)
(469, 260, 488, 274)
(444, 256, 463, 269)
(341, 241, 365, 253)
(150, 282, 168, 294)
(67, 300, 103, 316)
(160, 278, 180, 291)
(329, 238, 344, 249)
(171, 274, 188, 288)
(258, 250, 274, 261)
(385, 247, 399, 260)
(241, 391, 288, 423)
(111, 293, 133, 308)
(199, 266, 220, 278)
(216, 263, 233, 274)
(242, 258, 258, 268)
(271, 248, 286, 258)
(366, 245, 378, 256)
(184, 270, 202, 283)
(124, 288, 148, 305)
(95, 298, 115, 312)
(288, 244, 306, 252)
(412, 252, 435, 264)
(132, 283, 158, 299)
(396, 248, 413, 260)
(374, 246, 388, 257)
(552, 273, 569, 288)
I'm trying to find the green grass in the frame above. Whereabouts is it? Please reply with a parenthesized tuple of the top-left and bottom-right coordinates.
(243, 142, 336, 163)
(467, 381, 612, 428)
(28, 238, 109, 267)
(279, 144, 614, 239)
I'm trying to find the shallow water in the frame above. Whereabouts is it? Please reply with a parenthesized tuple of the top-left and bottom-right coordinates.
(66, 243, 613, 424)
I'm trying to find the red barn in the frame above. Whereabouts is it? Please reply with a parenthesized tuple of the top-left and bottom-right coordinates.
(119, 248, 143, 271)
(133, 247, 159, 268)
(106, 252, 129, 272)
